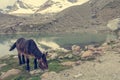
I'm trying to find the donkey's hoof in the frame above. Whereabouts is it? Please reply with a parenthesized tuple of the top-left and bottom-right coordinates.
(34, 68, 38, 69)
(34, 66, 38, 69)
(19, 63, 23, 66)
(26, 67, 30, 71)
(26, 69, 30, 71)
(22, 62, 25, 64)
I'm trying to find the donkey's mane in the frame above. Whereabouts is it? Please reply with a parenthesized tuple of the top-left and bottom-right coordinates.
(27, 39, 42, 59)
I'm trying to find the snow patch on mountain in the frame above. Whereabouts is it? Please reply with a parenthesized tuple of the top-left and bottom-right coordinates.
(38, 0, 90, 14)
(6, 0, 89, 15)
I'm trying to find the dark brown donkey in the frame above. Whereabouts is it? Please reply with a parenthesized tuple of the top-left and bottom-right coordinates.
(9, 38, 48, 71)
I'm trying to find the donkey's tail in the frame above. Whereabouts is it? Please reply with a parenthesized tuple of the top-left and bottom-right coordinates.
(9, 42, 16, 51)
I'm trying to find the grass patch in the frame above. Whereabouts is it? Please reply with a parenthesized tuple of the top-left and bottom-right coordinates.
(0, 55, 71, 80)
(5, 71, 31, 80)
(0, 55, 18, 72)
(48, 60, 70, 73)
(61, 56, 81, 62)
(28, 76, 41, 80)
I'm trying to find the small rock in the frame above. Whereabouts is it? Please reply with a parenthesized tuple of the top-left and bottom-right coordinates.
(58, 56, 64, 59)
(13, 55, 18, 59)
(75, 60, 81, 65)
(85, 45, 94, 50)
(81, 50, 93, 58)
(65, 54, 73, 59)
(30, 69, 41, 75)
(0, 63, 7, 69)
(72, 45, 81, 55)
(102, 42, 108, 46)
(0, 69, 21, 79)
(72, 45, 81, 51)
(48, 53, 58, 60)
(29, 25, 33, 28)
(72, 51, 80, 55)
(61, 61, 75, 66)
(74, 73, 83, 78)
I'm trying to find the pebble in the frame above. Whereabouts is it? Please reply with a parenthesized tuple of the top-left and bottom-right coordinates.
(74, 73, 83, 78)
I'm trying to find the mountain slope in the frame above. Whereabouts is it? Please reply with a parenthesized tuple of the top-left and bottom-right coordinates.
(94, 0, 120, 21)
(0, 0, 120, 34)
(36, 2, 93, 33)
(3, 0, 89, 15)
(36, 0, 120, 33)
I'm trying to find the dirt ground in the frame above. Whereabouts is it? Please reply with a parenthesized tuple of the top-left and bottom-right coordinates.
(42, 50, 120, 80)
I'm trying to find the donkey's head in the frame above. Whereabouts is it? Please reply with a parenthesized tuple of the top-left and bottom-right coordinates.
(38, 52, 48, 70)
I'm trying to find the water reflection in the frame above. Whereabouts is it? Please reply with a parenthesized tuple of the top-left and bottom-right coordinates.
(0, 33, 111, 58)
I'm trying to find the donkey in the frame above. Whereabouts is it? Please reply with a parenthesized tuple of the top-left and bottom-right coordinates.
(9, 38, 48, 71)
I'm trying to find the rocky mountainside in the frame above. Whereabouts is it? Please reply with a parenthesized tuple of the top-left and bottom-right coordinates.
(38, 0, 120, 33)
(0, 0, 120, 34)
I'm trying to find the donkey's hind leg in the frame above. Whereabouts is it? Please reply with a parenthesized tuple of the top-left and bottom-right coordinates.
(26, 57, 30, 71)
(18, 53, 22, 65)
(22, 55, 25, 64)
(34, 58, 38, 69)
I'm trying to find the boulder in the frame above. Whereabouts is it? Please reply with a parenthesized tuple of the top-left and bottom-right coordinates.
(41, 71, 60, 80)
(0, 63, 7, 69)
(101, 42, 111, 50)
(85, 45, 96, 51)
(107, 18, 120, 38)
(48, 53, 58, 60)
(81, 50, 93, 58)
(107, 18, 120, 31)
(71, 45, 81, 55)
(72, 45, 81, 51)
(0, 69, 21, 79)
(81, 46, 103, 58)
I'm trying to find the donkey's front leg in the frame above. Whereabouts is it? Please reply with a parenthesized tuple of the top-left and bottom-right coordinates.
(26, 57, 30, 71)
(22, 55, 25, 64)
(18, 53, 22, 65)
(34, 58, 38, 69)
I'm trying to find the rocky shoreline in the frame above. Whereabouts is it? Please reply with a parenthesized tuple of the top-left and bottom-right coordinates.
(0, 38, 120, 80)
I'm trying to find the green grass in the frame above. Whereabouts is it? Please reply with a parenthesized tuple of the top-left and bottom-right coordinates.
(28, 76, 41, 80)
(0, 53, 97, 80)
(9, 71, 41, 80)
(0, 55, 71, 80)
(0, 55, 18, 72)
(48, 60, 70, 73)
